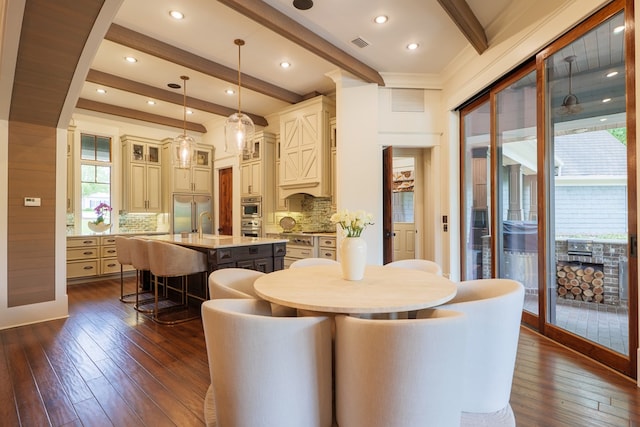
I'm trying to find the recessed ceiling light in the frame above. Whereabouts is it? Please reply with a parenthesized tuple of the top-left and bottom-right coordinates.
(374, 15, 388, 24)
(96, 88, 106, 94)
(407, 42, 419, 50)
(147, 100, 156, 105)
(169, 10, 184, 20)
(606, 71, 619, 78)
(602, 98, 612, 103)
(124, 56, 137, 63)
(225, 89, 235, 95)
(280, 61, 291, 69)
(600, 118, 608, 122)
(186, 110, 194, 115)
(613, 25, 625, 33)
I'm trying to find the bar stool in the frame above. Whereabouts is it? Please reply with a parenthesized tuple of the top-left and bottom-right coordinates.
(147, 240, 208, 324)
(114, 236, 136, 303)
(128, 237, 156, 313)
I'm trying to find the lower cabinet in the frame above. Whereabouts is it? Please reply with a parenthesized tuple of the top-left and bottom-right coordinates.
(67, 235, 135, 280)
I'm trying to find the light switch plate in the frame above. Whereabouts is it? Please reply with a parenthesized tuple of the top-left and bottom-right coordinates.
(24, 197, 41, 207)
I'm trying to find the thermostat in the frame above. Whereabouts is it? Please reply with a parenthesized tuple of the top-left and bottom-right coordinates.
(24, 197, 41, 207)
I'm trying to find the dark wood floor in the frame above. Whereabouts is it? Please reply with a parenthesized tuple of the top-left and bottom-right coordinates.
(1, 277, 639, 426)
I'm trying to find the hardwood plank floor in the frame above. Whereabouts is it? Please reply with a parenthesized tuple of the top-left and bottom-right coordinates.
(0, 276, 638, 426)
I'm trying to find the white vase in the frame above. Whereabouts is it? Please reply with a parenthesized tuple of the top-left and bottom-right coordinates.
(88, 222, 111, 233)
(340, 237, 367, 281)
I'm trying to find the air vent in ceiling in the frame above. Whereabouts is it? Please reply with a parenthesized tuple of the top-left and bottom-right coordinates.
(351, 37, 370, 48)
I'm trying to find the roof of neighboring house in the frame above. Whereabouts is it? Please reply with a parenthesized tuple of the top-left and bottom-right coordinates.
(555, 130, 626, 176)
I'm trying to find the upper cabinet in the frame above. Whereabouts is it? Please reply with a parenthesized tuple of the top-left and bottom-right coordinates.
(279, 95, 335, 198)
(241, 132, 275, 198)
(121, 135, 162, 213)
(162, 141, 213, 195)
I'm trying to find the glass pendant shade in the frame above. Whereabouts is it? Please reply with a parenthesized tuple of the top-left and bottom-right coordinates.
(173, 75, 193, 169)
(225, 39, 254, 156)
(225, 112, 255, 155)
(174, 133, 194, 168)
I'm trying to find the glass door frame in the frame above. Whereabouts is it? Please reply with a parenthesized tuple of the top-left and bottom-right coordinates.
(535, 0, 636, 377)
(459, 0, 637, 378)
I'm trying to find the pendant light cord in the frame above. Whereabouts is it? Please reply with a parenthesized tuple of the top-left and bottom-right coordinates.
(181, 75, 189, 134)
(235, 39, 244, 115)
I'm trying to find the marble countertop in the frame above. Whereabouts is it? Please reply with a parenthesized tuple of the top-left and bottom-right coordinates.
(144, 234, 288, 249)
(66, 230, 166, 238)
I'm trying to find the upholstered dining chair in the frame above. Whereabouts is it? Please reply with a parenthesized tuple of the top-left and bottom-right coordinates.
(419, 278, 525, 426)
(334, 309, 468, 427)
(147, 239, 208, 324)
(208, 268, 263, 299)
(201, 298, 333, 427)
(208, 268, 296, 317)
(289, 258, 340, 268)
(384, 258, 443, 275)
(114, 236, 136, 303)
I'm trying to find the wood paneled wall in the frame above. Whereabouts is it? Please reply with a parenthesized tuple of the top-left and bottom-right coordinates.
(7, 122, 56, 306)
(6, 0, 105, 306)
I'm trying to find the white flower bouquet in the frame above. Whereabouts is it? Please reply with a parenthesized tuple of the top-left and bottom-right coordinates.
(330, 209, 374, 237)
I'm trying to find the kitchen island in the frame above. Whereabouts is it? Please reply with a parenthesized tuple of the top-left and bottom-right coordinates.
(144, 234, 288, 304)
(146, 234, 288, 273)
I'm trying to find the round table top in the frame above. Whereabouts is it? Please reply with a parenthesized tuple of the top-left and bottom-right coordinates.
(253, 264, 457, 314)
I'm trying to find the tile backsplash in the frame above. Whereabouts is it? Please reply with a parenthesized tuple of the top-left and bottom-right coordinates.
(274, 196, 336, 233)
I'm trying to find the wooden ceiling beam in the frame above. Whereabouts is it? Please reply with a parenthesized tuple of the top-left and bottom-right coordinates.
(76, 98, 208, 133)
(437, 0, 488, 54)
(86, 69, 269, 127)
(105, 24, 303, 105)
(217, 0, 385, 86)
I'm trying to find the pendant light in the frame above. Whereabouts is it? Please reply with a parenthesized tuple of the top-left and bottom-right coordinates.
(558, 55, 583, 116)
(174, 75, 194, 168)
(225, 39, 255, 156)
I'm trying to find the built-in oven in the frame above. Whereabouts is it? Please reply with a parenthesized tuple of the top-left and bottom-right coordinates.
(241, 218, 262, 237)
(241, 196, 262, 218)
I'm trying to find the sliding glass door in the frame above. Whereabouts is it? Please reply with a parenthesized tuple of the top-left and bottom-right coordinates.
(539, 5, 636, 372)
(460, 0, 636, 377)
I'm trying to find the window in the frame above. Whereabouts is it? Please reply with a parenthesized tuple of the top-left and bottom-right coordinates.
(80, 134, 112, 233)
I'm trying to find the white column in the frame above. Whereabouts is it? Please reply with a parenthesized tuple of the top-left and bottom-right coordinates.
(327, 70, 382, 265)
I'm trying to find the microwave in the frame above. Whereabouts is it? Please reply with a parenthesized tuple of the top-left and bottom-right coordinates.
(241, 196, 262, 218)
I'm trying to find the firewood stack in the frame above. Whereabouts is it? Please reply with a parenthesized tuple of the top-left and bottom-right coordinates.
(556, 263, 605, 303)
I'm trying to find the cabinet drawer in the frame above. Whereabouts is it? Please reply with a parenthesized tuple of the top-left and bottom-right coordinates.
(67, 237, 99, 248)
(67, 260, 99, 278)
(286, 246, 314, 258)
(101, 246, 118, 258)
(67, 247, 98, 261)
(101, 236, 117, 246)
(318, 237, 336, 248)
(318, 248, 336, 260)
(101, 258, 134, 275)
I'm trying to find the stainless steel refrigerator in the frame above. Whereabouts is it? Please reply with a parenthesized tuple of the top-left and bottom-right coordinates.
(172, 194, 212, 234)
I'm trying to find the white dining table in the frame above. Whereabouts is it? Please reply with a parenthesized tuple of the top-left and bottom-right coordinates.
(253, 264, 457, 315)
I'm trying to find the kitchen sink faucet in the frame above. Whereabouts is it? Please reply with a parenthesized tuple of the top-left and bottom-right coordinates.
(198, 211, 212, 239)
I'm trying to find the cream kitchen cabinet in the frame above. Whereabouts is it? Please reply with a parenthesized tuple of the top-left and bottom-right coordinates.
(240, 131, 275, 198)
(279, 95, 335, 199)
(67, 235, 134, 280)
(241, 161, 262, 196)
(330, 117, 337, 209)
(162, 142, 212, 195)
(122, 135, 162, 213)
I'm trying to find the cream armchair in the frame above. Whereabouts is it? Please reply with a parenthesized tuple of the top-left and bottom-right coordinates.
(422, 278, 525, 426)
(201, 299, 333, 427)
